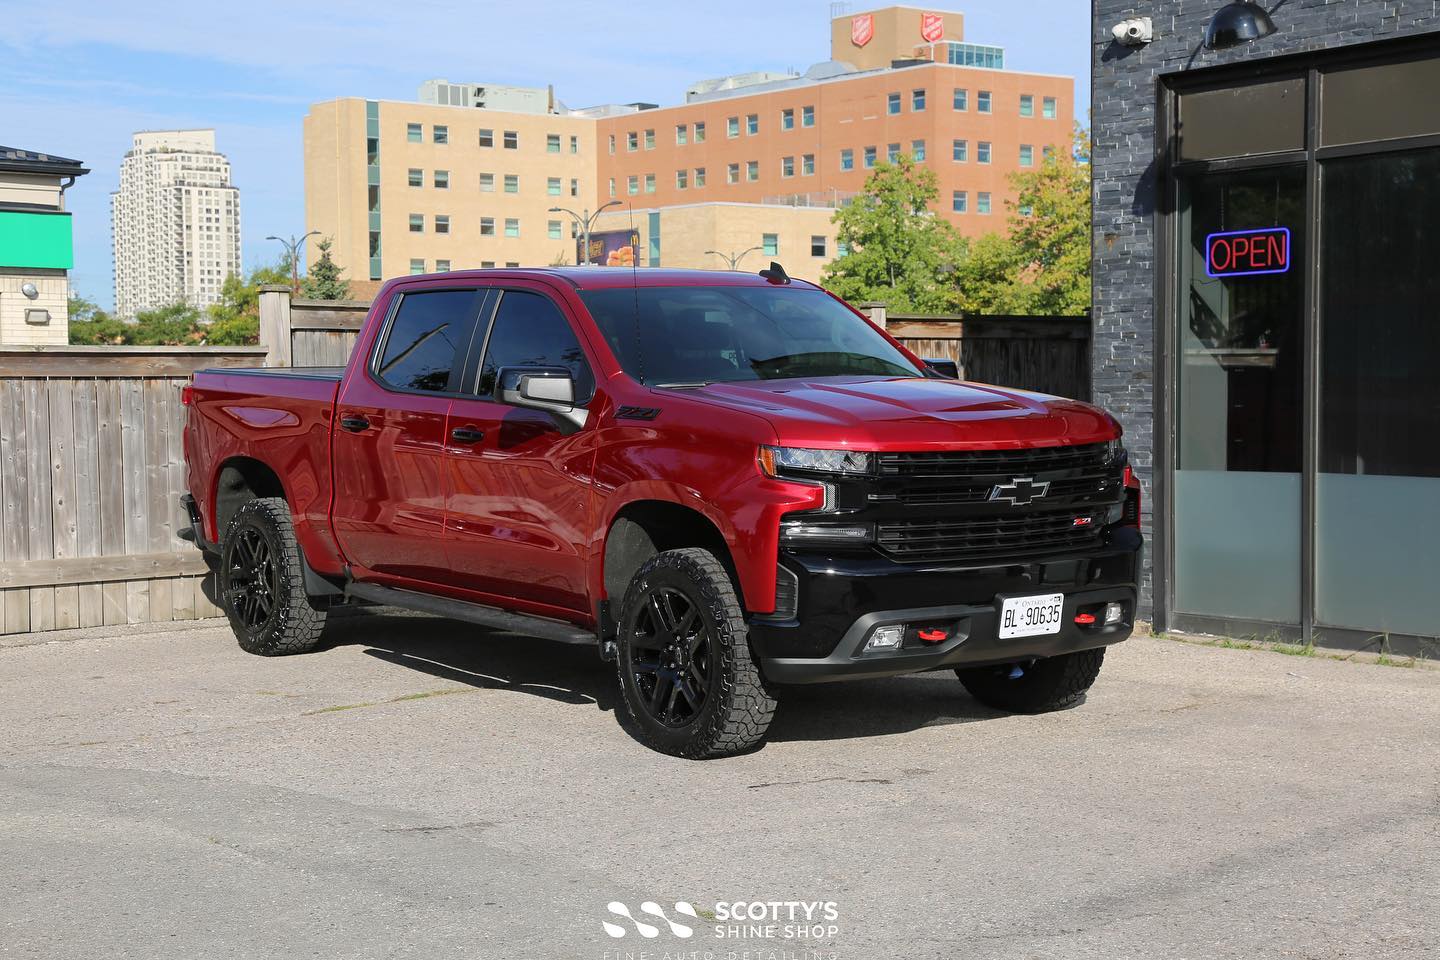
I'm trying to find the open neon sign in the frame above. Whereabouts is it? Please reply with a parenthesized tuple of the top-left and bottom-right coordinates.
(1205, 227, 1291, 278)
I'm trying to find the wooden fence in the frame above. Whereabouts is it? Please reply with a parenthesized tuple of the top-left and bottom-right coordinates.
(0, 346, 266, 634)
(260, 285, 366, 368)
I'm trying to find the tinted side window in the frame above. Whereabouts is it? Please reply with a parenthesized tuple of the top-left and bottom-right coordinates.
(478, 290, 594, 400)
(374, 290, 479, 392)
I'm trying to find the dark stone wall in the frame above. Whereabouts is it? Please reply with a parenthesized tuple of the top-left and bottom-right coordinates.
(1090, 0, 1440, 614)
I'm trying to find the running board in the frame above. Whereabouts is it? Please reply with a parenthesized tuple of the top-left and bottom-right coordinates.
(345, 582, 598, 646)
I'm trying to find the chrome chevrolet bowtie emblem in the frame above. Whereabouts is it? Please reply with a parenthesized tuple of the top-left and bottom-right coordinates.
(989, 477, 1050, 506)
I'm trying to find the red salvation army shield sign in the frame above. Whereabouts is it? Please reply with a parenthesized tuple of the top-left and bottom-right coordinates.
(852, 14, 874, 47)
(921, 13, 945, 42)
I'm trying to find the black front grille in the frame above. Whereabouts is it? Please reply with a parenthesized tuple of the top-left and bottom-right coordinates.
(873, 442, 1118, 508)
(875, 509, 1107, 564)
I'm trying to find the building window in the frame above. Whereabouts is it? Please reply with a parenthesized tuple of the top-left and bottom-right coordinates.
(503, 130, 518, 149)
(547, 177, 562, 196)
(887, 142, 901, 162)
(434, 170, 449, 189)
(912, 88, 926, 111)
(676, 124, 688, 145)
(810, 235, 826, 257)
(409, 213, 424, 232)
(782, 108, 795, 130)
(407, 123, 422, 143)
(409, 258, 425, 274)
(977, 192, 991, 214)
(546, 133, 561, 153)
(694, 121, 706, 143)
(1043, 96, 1057, 119)
(781, 156, 795, 178)
(727, 162, 740, 184)
(479, 128, 494, 147)
(863, 146, 876, 168)
(608, 177, 616, 197)
(505, 261, 519, 268)
(644, 173, 656, 193)
(802, 105, 814, 127)
(480, 217, 495, 236)
(840, 148, 854, 171)
(608, 134, 615, 154)
(570, 178, 579, 197)
(627, 131, 638, 151)
(952, 190, 967, 213)
(435, 215, 450, 234)
(676, 169, 688, 189)
(953, 88, 967, 111)
(746, 160, 759, 181)
(1018, 204, 1034, 216)
(480, 172, 494, 192)
(694, 167, 706, 187)
(548, 220, 562, 240)
(746, 113, 759, 135)
(762, 233, 778, 256)
(952, 139, 968, 162)
(1019, 144, 1033, 167)
(887, 92, 901, 115)
(837, 240, 849, 257)
(436, 259, 451, 272)
(802, 153, 815, 175)
(504, 218, 520, 237)
(1020, 94, 1034, 118)
(408, 168, 423, 187)
(977, 141, 992, 164)
(977, 91, 992, 114)
(628, 175, 639, 195)
(727, 116, 740, 138)
(912, 140, 926, 162)
(433, 125, 448, 144)
(1043, 145, 1057, 159)
(481, 261, 495, 268)
(571, 135, 579, 153)
(504, 174, 519, 193)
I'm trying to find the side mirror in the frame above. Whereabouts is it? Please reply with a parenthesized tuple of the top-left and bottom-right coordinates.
(496, 365, 588, 429)
(924, 358, 960, 379)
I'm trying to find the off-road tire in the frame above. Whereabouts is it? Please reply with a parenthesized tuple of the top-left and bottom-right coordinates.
(956, 647, 1105, 713)
(220, 497, 327, 656)
(616, 548, 776, 758)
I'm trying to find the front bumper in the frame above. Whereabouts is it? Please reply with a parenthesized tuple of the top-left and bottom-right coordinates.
(749, 529, 1142, 684)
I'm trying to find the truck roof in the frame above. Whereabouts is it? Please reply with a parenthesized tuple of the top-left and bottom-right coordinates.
(383, 267, 820, 292)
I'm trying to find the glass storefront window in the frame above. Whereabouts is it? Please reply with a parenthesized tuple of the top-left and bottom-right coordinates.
(1175, 166, 1305, 623)
(1316, 148, 1440, 636)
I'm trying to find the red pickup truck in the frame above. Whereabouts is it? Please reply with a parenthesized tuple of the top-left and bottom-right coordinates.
(183, 266, 1142, 758)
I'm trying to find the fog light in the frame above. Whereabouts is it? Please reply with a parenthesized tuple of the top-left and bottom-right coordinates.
(1104, 602, 1124, 625)
(864, 624, 904, 652)
(781, 522, 873, 543)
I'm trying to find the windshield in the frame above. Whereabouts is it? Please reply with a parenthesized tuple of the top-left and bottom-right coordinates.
(579, 286, 924, 386)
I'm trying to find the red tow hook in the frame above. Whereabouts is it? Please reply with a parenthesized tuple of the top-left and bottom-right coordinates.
(1074, 613, 1097, 625)
(917, 628, 948, 643)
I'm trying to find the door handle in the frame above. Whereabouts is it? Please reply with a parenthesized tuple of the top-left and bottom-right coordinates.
(450, 426, 486, 444)
(339, 415, 371, 433)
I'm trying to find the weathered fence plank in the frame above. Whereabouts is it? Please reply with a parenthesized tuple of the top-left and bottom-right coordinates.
(72, 379, 104, 627)
(47, 380, 80, 629)
(24, 379, 54, 631)
(96, 378, 128, 625)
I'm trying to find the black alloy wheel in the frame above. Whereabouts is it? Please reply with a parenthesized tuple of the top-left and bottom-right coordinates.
(219, 497, 327, 656)
(628, 586, 713, 727)
(225, 526, 278, 631)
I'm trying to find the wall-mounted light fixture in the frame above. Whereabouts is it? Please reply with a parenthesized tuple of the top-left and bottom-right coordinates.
(1205, 2, 1277, 50)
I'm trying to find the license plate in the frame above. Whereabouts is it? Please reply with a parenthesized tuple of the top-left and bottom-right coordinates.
(998, 593, 1065, 639)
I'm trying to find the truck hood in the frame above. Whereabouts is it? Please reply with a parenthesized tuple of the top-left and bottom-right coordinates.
(676, 376, 1118, 450)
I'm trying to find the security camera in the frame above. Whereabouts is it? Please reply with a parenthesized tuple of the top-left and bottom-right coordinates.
(1111, 16, 1153, 45)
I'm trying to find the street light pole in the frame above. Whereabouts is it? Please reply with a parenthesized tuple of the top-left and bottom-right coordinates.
(704, 246, 763, 271)
(266, 231, 321, 292)
(549, 200, 622, 265)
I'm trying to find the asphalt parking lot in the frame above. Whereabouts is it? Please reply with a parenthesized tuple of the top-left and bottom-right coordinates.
(2, 608, 1436, 960)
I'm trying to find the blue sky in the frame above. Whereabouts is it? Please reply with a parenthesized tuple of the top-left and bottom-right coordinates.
(0, 0, 1090, 309)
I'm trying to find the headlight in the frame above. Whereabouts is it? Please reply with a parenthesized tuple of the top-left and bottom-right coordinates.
(758, 445, 872, 477)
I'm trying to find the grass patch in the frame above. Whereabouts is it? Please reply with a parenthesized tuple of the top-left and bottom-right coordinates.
(302, 687, 471, 716)
(1159, 630, 1431, 670)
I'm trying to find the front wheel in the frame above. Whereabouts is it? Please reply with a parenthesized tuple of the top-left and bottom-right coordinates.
(956, 648, 1105, 713)
(616, 548, 776, 758)
(220, 497, 327, 656)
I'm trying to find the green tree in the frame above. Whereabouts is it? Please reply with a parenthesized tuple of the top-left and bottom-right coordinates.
(300, 237, 350, 300)
(822, 155, 965, 312)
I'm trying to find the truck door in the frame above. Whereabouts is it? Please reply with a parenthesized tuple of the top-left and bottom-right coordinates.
(331, 286, 488, 586)
(441, 284, 598, 617)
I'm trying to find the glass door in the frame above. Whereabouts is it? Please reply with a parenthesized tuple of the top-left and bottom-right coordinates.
(1174, 166, 1306, 624)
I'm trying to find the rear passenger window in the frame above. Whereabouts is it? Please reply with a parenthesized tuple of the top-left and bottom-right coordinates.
(375, 290, 480, 393)
(477, 290, 594, 401)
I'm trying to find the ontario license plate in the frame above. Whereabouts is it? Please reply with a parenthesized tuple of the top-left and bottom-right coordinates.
(998, 593, 1065, 639)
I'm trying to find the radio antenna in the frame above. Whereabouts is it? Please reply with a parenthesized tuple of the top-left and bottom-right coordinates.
(629, 202, 644, 385)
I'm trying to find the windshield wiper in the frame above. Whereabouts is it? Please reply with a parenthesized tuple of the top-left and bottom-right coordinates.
(653, 380, 715, 389)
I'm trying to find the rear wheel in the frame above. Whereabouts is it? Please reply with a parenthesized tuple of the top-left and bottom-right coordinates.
(616, 548, 776, 758)
(956, 648, 1105, 713)
(220, 497, 327, 656)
